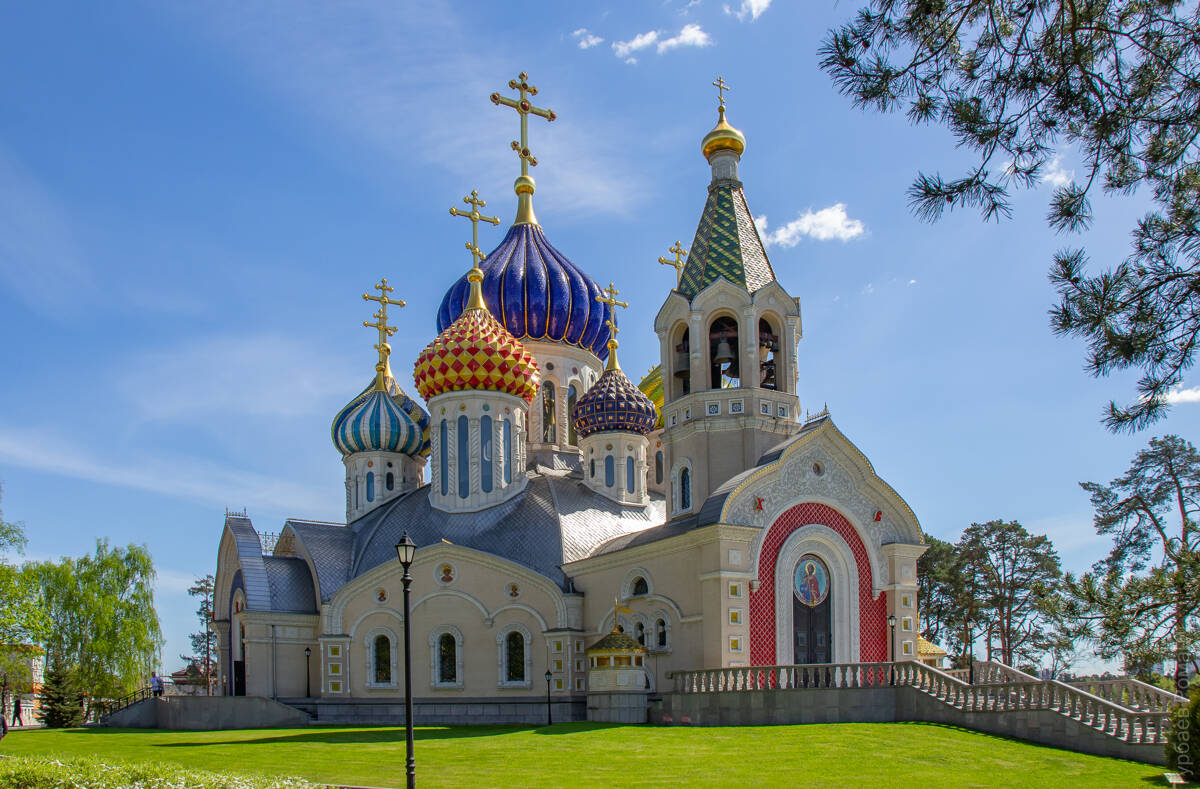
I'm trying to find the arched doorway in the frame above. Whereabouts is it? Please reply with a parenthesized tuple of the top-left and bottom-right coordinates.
(792, 554, 832, 664)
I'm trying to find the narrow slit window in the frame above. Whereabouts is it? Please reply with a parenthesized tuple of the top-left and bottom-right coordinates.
(480, 415, 493, 493)
(457, 415, 469, 499)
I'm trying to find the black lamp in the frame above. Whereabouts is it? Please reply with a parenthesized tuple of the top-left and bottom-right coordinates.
(304, 647, 311, 698)
(544, 669, 553, 726)
(887, 614, 898, 686)
(394, 532, 417, 789)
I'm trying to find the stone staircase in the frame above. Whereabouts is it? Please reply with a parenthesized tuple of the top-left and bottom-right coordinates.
(659, 660, 1187, 764)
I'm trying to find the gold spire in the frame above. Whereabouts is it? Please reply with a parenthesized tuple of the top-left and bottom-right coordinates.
(658, 241, 688, 288)
(596, 282, 629, 372)
(702, 76, 746, 160)
(449, 190, 500, 311)
(362, 278, 404, 390)
(490, 72, 557, 225)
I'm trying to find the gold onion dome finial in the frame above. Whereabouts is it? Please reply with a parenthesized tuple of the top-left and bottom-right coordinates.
(413, 191, 541, 403)
(596, 283, 629, 372)
(491, 72, 556, 225)
(702, 76, 746, 160)
(363, 278, 405, 390)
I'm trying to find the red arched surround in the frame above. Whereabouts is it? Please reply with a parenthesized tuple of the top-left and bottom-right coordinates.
(749, 502, 887, 665)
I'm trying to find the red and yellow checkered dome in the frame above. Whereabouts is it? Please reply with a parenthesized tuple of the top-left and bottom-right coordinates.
(413, 303, 541, 404)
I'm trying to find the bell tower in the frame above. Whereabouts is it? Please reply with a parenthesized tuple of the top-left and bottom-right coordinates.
(653, 79, 803, 520)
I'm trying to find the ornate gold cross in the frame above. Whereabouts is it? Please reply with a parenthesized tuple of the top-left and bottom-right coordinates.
(491, 72, 557, 176)
(658, 241, 688, 287)
(596, 282, 630, 338)
(712, 76, 730, 109)
(362, 278, 403, 386)
(449, 190, 500, 268)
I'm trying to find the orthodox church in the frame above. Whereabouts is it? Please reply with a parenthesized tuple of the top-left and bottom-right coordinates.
(213, 74, 926, 723)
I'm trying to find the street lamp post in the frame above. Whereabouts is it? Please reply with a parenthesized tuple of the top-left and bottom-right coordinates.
(395, 533, 418, 789)
(304, 647, 311, 698)
(887, 615, 898, 686)
(544, 669, 553, 727)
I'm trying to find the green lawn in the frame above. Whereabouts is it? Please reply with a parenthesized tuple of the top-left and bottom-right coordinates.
(0, 723, 1181, 788)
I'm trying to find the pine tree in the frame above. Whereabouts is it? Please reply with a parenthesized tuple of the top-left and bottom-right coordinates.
(37, 657, 83, 728)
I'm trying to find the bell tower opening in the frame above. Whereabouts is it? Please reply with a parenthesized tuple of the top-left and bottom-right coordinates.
(708, 316, 740, 389)
(672, 325, 691, 400)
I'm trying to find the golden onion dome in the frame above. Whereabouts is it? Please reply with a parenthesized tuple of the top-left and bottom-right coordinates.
(701, 107, 746, 160)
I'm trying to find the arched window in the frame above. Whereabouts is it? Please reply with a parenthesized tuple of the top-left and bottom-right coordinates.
(709, 315, 740, 389)
(589, 458, 595, 478)
(366, 472, 375, 503)
(632, 577, 649, 596)
(439, 633, 457, 684)
(656, 618, 668, 649)
(541, 382, 557, 443)
(680, 467, 692, 510)
(505, 632, 524, 682)
(626, 456, 635, 493)
(354, 476, 359, 508)
(439, 420, 448, 496)
(567, 384, 579, 446)
(605, 455, 615, 487)
(634, 621, 646, 646)
(758, 317, 780, 390)
(655, 451, 664, 485)
(503, 419, 512, 484)
(481, 415, 493, 493)
(374, 635, 391, 684)
(387, 471, 395, 491)
(457, 415, 469, 499)
(673, 325, 691, 399)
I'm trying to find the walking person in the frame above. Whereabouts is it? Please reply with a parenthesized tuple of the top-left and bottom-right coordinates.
(12, 696, 22, 727)
(150, 672, 164, 698)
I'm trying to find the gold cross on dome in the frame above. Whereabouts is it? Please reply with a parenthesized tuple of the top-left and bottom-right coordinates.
(658, 241, 688, 287)
(362, 279, 403, 387)
(596, 282, 629, 338)
(449, 190, 500, 268)
(491, 72, 557, 176)
(712, 76, 730, 109)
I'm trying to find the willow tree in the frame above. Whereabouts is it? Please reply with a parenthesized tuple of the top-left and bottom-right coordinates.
(821, 1, 1200, 431)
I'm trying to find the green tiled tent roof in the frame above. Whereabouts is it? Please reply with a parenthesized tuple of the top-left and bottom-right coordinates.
(678, 180, 775, 300)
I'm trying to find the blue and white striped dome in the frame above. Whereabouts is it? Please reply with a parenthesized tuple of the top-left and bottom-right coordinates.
(332, 388, 422, 457)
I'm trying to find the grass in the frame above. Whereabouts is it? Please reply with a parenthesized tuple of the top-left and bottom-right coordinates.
(0, 722, 1183, 788)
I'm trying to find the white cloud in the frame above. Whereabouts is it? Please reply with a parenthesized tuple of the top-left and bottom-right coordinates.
(1164, 386, 1200, 404)
(0, 429, 334, 517)
(861, 282, 875, 296)
(908, 279, 918, 285)
(116, 333, 356, 422)
(1043, 155, 1074, 188)
(0, 146, 90, 314)
(723, 0, 772, 21)
(572, 28, 603, 49)
(613, 30, 659, 58)
(754, 203, 866, 246)
(657, 23, 711, 53)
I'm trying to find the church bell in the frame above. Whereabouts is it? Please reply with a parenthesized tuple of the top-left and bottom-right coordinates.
(713, 338, 735, 366)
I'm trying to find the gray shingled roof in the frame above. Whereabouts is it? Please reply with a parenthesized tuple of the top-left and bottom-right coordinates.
(262, 555, 319, 613)
(347, 468, 665, 589)
(285, 519, 353, 603)
(226, 515, 272, 611)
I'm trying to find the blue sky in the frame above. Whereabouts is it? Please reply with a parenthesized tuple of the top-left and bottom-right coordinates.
(2, 1, 1195, 673)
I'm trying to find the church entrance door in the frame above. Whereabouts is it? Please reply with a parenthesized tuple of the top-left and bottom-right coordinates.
(233, 661, 246, 696)
(792, 554, 832, 664)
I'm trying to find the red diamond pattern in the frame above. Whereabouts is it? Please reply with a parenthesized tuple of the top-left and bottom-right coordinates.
(750, 502, 888, 665)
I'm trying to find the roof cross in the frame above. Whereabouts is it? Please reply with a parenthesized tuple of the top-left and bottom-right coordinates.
(449, 190, 501, 269)
(712, 76, 730, 110)
(362, 278, 404, 388)
(658, 241, 688, 287)
(491, 72, 557, 177)
(596, 283, 630, 372)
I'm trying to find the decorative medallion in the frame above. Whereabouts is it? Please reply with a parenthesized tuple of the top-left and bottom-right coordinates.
(375, 587, 389, 603)
(793, 555, 829, 607)
(437, 563, 456, 585)
(506, 583, 520, 599)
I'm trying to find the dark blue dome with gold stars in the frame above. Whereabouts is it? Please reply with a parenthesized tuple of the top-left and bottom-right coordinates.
(572, 367, 658, 438)
(436, 223, 612, 360)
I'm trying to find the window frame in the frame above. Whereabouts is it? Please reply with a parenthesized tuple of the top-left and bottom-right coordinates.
(496, 624, 532, 688)
(429, 626, 464, 689)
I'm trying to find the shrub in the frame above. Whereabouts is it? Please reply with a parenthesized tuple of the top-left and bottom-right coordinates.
(0, 756, 320, 789)
(1166, 689, 1200, 780)
(36, 658, 83, 729)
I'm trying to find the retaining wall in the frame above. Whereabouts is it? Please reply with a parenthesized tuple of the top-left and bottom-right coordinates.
(291, 696, 586, 726)
(103, 696, 310, 730)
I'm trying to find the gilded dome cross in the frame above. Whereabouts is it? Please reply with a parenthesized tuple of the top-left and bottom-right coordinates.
(597, 283, 630, 372)
(658, 241, 688, 287)
(362, 278, 404, 389)
(491, 72, 557, 176)
(712, 76, 730, 109)
(449, 190, 501, 269)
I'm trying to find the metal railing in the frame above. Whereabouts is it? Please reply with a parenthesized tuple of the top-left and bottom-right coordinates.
(94, 685, 153, 722)
(665, 660, 1179, 745)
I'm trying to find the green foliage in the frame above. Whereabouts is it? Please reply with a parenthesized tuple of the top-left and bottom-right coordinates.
(36, 657, 83, 729)
(0, 486, 49, 695)
(1066, 435, 1200, 692)
(0, 724, 1167, 787)
(32, 539, 163, 700)
(917, 534, 956, 644)
(0, 756, 318, 789)
(820, 0, 1200, 431)
(181, 573, 217, 693)
(1166, 690, 1200, 780)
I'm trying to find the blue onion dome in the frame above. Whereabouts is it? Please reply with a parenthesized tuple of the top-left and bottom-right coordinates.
(572, 367, 658, 438)
(332, 373, 431, 458)
(436, 223, 613, 360)
(331, 384, 422, 457)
